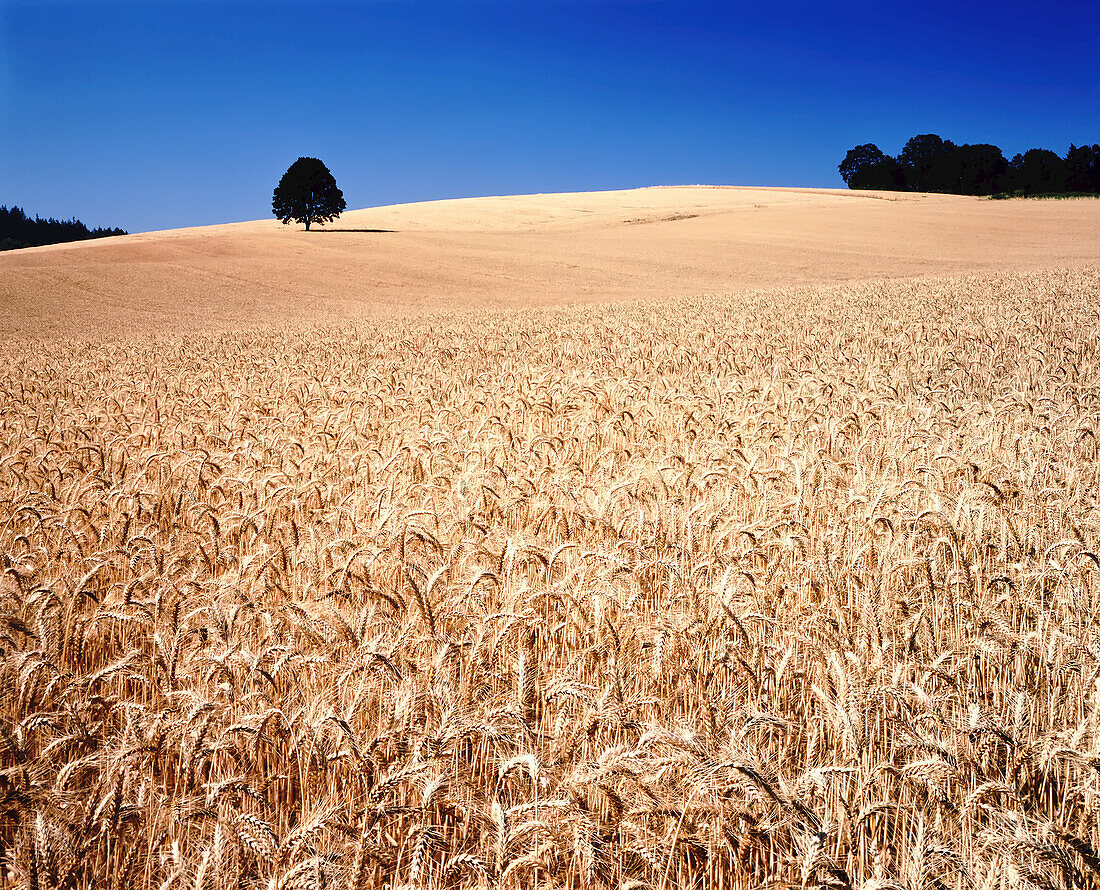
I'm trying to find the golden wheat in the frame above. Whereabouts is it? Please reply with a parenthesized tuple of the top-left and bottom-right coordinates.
(1, 267, 1099, 889)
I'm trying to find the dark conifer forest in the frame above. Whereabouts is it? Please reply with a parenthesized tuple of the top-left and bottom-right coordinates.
(0, 205, 127, 251)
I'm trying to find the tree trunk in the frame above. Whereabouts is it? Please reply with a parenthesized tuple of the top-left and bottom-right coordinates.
(304, 220, 311, 231)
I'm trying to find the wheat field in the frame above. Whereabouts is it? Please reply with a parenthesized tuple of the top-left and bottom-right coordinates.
(3, 265, 1100, 890)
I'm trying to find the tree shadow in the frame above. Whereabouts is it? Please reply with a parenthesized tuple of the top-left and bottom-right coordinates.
(311, 228, 395, 233)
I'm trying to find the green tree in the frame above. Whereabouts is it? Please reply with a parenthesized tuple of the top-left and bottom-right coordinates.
(898, 134, 960, 192)
(955, 144, 1008, 195)
(838, 143, 903, 190)
(1010, 149, 1067, 195)
(272, 157, 346, 231)
(1065, 144, 1100, 193)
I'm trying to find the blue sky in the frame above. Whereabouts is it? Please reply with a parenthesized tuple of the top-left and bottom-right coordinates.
(1, 0, 1097, 232)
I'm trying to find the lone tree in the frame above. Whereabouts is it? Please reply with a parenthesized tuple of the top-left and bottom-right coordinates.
(272, 157, 346, 230)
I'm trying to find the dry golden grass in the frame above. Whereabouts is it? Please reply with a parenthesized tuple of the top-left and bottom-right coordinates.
(3, 186, 1099, 338)
(3, 263, 1100, 889)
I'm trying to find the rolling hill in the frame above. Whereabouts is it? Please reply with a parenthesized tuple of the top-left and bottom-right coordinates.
(4, 185, 1098, 337)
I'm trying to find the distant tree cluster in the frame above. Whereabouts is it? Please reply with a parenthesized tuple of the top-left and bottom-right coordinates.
(839, 136, 1100, 196)
(0, 205, 127, 251)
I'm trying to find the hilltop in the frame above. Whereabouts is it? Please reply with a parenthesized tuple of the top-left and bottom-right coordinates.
(3, 185, 1098, 338)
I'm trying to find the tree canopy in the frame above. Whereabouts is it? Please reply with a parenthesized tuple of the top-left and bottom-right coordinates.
(272, 157, 346, 231)
(955, 144, 1009, 196)
(1011, 149, 1066, 195)
(839, 135, 1099, 196)
(1066, 144, 1100, 193)
(838, 144, 903, 191)
(898, 134, 961, 193)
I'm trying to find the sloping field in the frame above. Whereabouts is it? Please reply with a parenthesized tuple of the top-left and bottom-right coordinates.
(2, 185, 1099, 336)
(2, 190, 1100, 890)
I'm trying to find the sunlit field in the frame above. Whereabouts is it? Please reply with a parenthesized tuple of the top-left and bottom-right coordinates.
(3, 267, 1100, 890)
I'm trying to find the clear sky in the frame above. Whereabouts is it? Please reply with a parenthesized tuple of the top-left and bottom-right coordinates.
(1, 0, 1097, 233)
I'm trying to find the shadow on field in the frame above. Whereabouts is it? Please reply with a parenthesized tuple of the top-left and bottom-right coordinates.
(311, 228, 396, 234)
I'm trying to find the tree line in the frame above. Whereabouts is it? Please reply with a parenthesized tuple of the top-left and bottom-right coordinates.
(839, 136, 1100, 196)
(0, 205, 127, 251)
